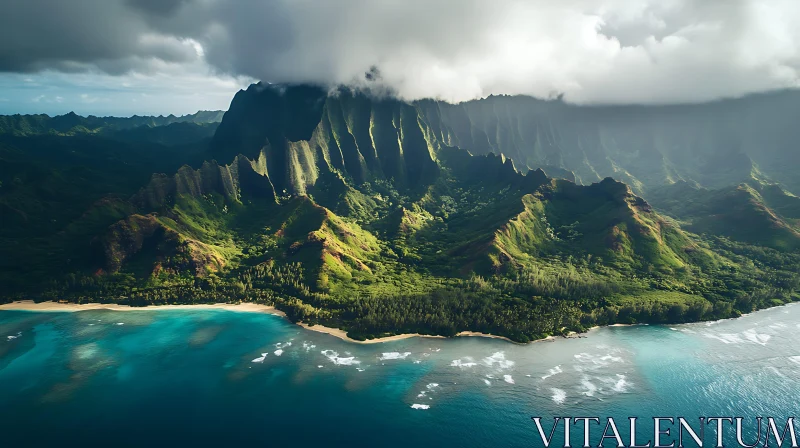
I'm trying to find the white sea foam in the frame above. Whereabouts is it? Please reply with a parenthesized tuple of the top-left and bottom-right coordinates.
(788, 356, 800, 365)
(483, 351, 514, 369)
(579, 377, 597, 397)
(702, 332, 744, 344)
(450, 357, 477, 368)
(6, 332, 21, 341)
(599, 354, 623, 363)
(413, 360, 422, 364)
(669, 328, 678, 331)
(379, 352, 411, 360)
(115, 323, 124, 326)
(321, 349, 360, 366)
(503, 375, 515, 384)
(274, 349, 283, 356)
(302, 342, 316, 352)
(356, 367, 365, 372)
(551, 388, 566, 404)
(483, 379, 491, 386)
(426, 383, 439, 390)
(317, 365, 324, 368)
(411, 404, 430, 410)
(742, 329, 771, 346)
(275, 341, 293, 349)
(541, 365, 563, 380)
(611, 374, 629, 392)
(251, 353, 268, 363)
(573, 352, 624, 372)
(703, 330, 771, 346)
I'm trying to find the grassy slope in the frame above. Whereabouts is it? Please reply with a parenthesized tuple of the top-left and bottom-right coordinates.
(649, 180, 800, 251)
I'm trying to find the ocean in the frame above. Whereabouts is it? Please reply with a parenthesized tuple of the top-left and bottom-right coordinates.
(1, 303, 798, 447)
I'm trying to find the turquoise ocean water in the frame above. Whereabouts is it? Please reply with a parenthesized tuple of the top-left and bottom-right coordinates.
(1, 303, 798, 447)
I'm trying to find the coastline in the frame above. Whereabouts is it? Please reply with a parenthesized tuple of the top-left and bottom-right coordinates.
(295, 324, 531, 344)
(0, 300, 545, 344)
(0, 300, 287, 317)
(297, 323, 447, 344)
(11, 300, 793, 344)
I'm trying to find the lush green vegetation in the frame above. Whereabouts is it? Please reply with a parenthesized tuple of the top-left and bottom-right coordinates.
(2, 89, 798, 342)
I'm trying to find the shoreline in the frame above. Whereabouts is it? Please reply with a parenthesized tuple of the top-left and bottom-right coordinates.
(0, 300, 287, 317)
(297, 323, 448, 344)
(296, 324, 531, 344)
(10, 300, 790, 345)
(0, 300, 543, 344)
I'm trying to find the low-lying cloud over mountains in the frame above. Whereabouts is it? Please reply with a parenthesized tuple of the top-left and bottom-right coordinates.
(2, 0, 800, 109)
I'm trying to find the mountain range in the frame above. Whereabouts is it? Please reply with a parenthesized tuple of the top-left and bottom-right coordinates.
(1, 84, 798, 342)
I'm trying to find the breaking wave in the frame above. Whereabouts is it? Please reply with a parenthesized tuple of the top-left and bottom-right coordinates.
(450, 357, 477, 368)
(379, 352, 411, 360)
(541, 365, 563, 380)
(482, 351, 514, 369)
(321, 349, 360, 366)
(551, 388, 567, 404)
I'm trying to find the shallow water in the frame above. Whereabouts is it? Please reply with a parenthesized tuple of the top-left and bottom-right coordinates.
(1, 303, 798, 447)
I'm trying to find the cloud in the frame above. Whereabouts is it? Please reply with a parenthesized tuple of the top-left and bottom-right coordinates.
(1, 0, 800, 104)
(30, 94, 67, 104)
(0, 0, 199, 74)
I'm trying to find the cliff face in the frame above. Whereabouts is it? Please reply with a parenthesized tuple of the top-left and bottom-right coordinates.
(211, 84, 800, 199)
(419, 91, 800, 195)
(134, 152, 278, 210)
(210, 84, 445, 196)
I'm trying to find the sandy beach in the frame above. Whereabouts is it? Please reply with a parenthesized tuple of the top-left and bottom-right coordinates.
(297, 322, 448, 344)
(298, 324, 544, 344)
(454, 331, 521, 343)
(0, 300, 286, 317)
(1, 300, 556, 344)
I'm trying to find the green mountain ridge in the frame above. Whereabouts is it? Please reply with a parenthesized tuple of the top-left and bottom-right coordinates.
(649, 180, 800, 251)
(1, 84, 798, 342)
(416, 90, 800, 195)
(0, 110, 225, 137)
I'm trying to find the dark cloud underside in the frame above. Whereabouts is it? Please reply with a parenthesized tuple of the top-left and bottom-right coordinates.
(1, 0, 799, 104)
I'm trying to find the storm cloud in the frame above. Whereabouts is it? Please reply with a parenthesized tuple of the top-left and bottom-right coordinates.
(2, 0, 800, 105)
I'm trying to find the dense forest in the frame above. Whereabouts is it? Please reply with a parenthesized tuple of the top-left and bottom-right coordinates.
(2, 85, 799, 342)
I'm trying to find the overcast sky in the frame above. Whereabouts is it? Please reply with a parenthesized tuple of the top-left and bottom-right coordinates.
(1, 0, 799, 116)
